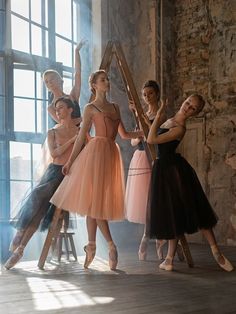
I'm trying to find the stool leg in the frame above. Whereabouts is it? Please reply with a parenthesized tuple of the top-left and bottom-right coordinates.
(179, 235, 194, 268)
(69, 234, 78, 261)
(38, 208, 63, 269)
(57, 234, 63, 262)
(64, 233, 70, 261)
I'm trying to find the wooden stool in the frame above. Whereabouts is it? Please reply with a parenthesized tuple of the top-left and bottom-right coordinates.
(57, 230, 77, 262)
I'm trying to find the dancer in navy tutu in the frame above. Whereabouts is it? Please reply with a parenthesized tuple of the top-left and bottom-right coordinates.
(147, 94, 234, 272)
(5, 97, 79, 269)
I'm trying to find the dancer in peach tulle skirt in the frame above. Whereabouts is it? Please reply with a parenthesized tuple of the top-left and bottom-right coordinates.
(51, 70, 143, 270)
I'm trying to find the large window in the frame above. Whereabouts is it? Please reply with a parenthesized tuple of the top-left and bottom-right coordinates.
(0, 0, 94, 233)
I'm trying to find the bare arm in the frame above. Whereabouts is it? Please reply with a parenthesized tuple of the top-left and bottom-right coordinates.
(62, 105, 93, 174)
(70, 40, 86, 102)
(115, 104, 143, 139)
(47, 103, 60, 123)
(147, 101, 185, 144)
(47, 129, 77, 158)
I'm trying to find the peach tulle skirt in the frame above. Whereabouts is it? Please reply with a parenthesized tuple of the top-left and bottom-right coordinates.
(125, 150, 151, 224)
(50, 136, 125, 221)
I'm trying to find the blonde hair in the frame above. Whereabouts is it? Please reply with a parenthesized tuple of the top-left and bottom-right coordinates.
(89, 69, 107, 94)
(42, 69, 63, 82)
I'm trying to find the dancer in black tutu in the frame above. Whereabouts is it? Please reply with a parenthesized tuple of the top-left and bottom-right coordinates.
(5, 97, 79, 269)
(147, 94, 234, 272)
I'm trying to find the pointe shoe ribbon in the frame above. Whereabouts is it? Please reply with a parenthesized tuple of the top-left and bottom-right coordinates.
(138, 236, 149, 261)
(109, 244, 118, 270)
(83, 244, 96, 269)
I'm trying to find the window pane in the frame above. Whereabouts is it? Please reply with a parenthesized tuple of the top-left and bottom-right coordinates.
(14, 69, 35, 98)
(63, 77, 73, 95)
(10, 142, 31, 180)
(0, 57, 4, 95)
(73, 2, 79, 41)
(10, 181, 31, 218)
(11, 0, 29, 18)
(31, 0, 42, 24)
(36, 72, 43, 100)
(45, 0, 48, 28)
(56, 37, 72, 67)
(11, 15, 30, 53)
(0, 180, 8, 219)
(32, 25, 42, 56)
(55, 0, 72, 39)
(36, 100, 43, 133)
(0, 141, 6, 180)
(43, 29, 49, 58)
(0, 96, 5, 133)
(32, 143, 44, 181)
(14, 98, 35, 132)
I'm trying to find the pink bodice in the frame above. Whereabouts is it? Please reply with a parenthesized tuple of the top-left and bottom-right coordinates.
(92, 110, 120, 141)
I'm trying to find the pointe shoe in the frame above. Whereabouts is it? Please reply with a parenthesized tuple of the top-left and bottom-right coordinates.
(176, 243, 185, 262)
(5, 245, 24, 270)
(159, 258, 173, 271)
(109, 243, 118, 270)
(138, 236, 149, 261)
(156, 240, 166, 261)
(9, 230, 24, 252)
(83, 244, 96, 269)
(212, 251, 234, 272)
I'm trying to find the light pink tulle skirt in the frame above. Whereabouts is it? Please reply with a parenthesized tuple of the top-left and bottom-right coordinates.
(51, 136, 125, 221)
(125, 150, 151, 224)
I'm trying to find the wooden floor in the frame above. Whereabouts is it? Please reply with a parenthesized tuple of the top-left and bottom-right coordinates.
(1, 243, 236, 314)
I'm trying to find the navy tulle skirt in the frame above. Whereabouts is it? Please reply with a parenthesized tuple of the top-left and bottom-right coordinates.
(149, 154, 218, 239)
(11, 163, 64, 231)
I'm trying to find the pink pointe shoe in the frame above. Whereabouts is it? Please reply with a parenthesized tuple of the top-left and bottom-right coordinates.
(211, 246, 234, 272)
(83, 243, 96, 269)
(159, 258, 173, 271)
(138, 236, 149, 261)
(109, 243, 118, 270)
(5, 245, 24, 270)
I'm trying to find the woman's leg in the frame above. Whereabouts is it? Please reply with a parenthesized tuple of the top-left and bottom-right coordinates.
(5, 223, 40, 270)
(96, 219, 118, 270)
(84, 216, 97, 269)
(159, 239, 178, 271)
(138, 224, 149, 261)
(201, 228, 234, 272)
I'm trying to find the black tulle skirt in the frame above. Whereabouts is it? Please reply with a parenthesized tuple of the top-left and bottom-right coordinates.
(149, 154, 218, 239)
(11, 163, 64, 231)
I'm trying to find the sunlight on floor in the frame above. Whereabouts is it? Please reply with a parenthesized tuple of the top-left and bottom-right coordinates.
(26, 277, 114, 311)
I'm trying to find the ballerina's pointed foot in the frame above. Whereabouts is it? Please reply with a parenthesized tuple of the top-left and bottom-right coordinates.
(138, 236, 149, 261)
(4, 246, 24, 270)
(159, 258, 173, 271)
(213, 252, 234, 272)
(109, 243, 118, 270)
(156, 240, 166, 261)
(83, 243, 96, 269)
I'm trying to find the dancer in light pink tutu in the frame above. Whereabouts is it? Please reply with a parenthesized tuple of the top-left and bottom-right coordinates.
(125, 80, 166, 261)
